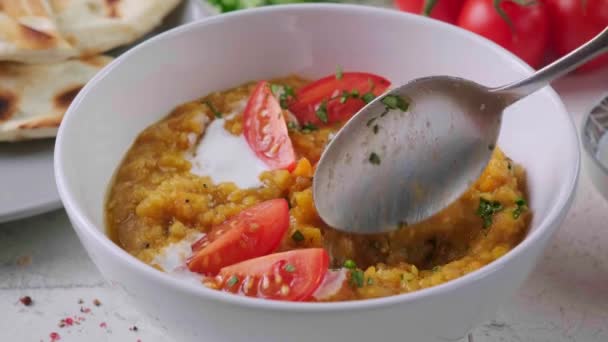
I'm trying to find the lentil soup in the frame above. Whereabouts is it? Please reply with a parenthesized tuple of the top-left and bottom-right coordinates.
(106, 74, 530, 302)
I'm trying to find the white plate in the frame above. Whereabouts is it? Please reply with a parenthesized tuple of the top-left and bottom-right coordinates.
(0, 0, 211, 224)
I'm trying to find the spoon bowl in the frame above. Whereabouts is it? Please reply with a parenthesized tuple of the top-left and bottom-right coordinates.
(314, 27, 608, 234)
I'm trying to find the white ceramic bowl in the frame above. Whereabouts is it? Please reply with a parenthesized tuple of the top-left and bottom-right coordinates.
(55, 4, 579, 342)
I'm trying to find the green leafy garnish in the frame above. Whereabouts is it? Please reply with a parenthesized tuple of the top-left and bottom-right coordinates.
(513, 198, 527, 219)
(477, 198, 503, 228)
(343, 259, 357, 270)
(316, 101, 329, 123)
(369, 152, 381, 165)
(336, 65, 343, 80)
(381, 95, 409, 111)
(226, 275, 239, 287)
(362, 92, 375, 104)
(284, 264, 296, 273)
(432, 266, 441, 272)
(350, 269, 365, 288)
(205, 100, 223, 118)
(301, 123, 318, 133)
(270, 84, 295, 109)
(291, 230, 305, 242)
(287, 121, 298, 131)
(367, 277, 374, 285)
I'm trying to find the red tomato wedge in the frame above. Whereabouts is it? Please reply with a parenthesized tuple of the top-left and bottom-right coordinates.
(243, 81, 296, 171)
(217, 248, 330, 301)
(288, 72, 391, 125)
(187, 199, 290, 275)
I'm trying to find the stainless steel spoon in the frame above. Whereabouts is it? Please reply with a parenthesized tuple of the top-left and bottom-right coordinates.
(313, 27, 608, 234)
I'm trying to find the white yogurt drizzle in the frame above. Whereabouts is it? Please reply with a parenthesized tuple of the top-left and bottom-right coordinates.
(187, 99, 270, 189)
(152, 232, 205, 285)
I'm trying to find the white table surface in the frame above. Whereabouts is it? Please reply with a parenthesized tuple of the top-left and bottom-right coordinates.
(1, 67, 607, 342)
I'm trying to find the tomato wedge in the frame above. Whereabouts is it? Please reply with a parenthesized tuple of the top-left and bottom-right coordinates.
(243, 81, 296, 170)
(217, 248, 330, 301)
(288, 72, 391, 125)
(187, 199, 290, 275)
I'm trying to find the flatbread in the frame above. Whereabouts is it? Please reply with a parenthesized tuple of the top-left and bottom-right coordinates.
(50, 0, 181, 56)
(0, 0, 78, 63)
(0, 55, 112, 141)
(0, 0, 180, 63)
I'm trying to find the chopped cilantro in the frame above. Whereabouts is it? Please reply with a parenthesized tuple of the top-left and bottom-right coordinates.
(287, 121, 298, 131)
(301, 123, 318, 133)
(381, 95, 409, 111)
(513, 198, 527, 219)
(226, 275, 239, 287)
(477, 198, 503, 228)
(270, 83, 283, 96)
(336, 65, 343, 80)
(291, 230, 305, 242)
(283, 264, 296, 273)
(350, 269, 364, 288)
(343, 259, 357, 270)
(367, 277, 374, 285)
(362, 92, 375, 104)
(315, 101, 328, 123)
(205, 100, 222, 118)
(369, 152, 381, 165)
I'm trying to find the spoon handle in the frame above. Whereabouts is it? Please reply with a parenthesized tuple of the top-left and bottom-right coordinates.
(492, 26, 608, 103)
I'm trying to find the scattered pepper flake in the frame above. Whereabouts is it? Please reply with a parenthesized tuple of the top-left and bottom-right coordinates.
(80, 307, 91, 314)
(19, 295, 33, 306)
(100, 322, 108, 329)
(49, 332, 61, 341)
(93, 298, 102, 306)
(129, 326, 139, 332)
(77, 299, 84, 304)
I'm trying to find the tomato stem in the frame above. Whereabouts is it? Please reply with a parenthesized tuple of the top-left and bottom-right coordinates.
(493, 0, 515, 35)
(422, 0, 438, 16)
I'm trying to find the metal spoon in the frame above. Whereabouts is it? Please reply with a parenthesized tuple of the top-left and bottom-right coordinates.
(313, 27, 608, 234)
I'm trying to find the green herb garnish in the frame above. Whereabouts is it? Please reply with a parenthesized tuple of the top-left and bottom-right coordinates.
(301, 123, 318, 133)
(270, 84, 283, 96)
(315, 101, 329, 123)
(226, 275, 239, 287)
(350, 269, 364, 288)
(381, 95, 409, 112)
(343, 259, 357, 270)
(362, 92, 375, 104)
(477, 198, 503, 228)
(513, 198, 527, 219)
(284, 264, 296, 273)
(432, 266, 441, 272)
(336, 65, 343, 80)
(205, 100, 223, 118)
(287, 121, 298, 131)
(369, 152, 381, 165)
(367, 277, 374, 285)
(291, 230, 305, 242)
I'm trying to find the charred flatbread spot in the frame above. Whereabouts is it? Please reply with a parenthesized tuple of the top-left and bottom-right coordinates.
(0, 89, 17, 122)
(18, 115, 62, 129)
(54, 85, 84, 109)
(19, 24, 55, 49)
(106, 0, 121, 18)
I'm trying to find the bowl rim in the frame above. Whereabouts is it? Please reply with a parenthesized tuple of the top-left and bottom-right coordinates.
(55, 3, 580, 312)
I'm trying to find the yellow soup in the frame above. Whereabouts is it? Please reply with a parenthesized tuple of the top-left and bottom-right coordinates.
(106, 76, 530, 301)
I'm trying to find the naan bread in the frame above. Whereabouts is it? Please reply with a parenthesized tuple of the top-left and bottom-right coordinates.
(0, 0, 180, 63)
(0, 0, 78, 63)
(51, 0, 181, 56)
(0, 55, 112, 141)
